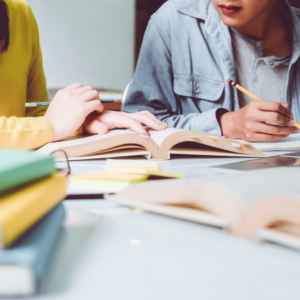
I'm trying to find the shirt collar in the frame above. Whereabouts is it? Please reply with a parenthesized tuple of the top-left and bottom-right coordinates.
(172, 0, 300, 60)
(171, 0, 212, 21)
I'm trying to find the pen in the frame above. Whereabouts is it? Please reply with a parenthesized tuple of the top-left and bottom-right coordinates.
(25, 99, 122, 107)
(228, 79, 300, 129)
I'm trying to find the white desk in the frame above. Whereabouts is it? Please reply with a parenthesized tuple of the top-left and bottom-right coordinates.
(29, 157, 300, 300)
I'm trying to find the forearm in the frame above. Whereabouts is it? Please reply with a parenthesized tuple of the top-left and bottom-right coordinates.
(0, 116, 54, 150)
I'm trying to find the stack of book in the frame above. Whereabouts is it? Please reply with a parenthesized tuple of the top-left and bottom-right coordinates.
(0, 150, 67, 297)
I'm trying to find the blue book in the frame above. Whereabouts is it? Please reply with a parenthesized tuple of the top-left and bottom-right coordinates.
(0, 203, 65, 297)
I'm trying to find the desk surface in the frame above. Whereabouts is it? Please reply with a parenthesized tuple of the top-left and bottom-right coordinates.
(29, 157, 300, 300)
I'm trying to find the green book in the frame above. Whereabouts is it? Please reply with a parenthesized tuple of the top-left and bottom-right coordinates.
(0, 150, 56, 193)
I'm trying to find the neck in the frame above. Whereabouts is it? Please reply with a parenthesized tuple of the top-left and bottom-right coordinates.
(233, 1, 293, 57)
(234, 1, 282, 39)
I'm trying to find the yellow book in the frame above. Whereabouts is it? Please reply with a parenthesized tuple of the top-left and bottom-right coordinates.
(105, 159, 160, 172)
(73, 172, 149, 182)
(0, 175, 67, 248)
(104, 160, 186, 178)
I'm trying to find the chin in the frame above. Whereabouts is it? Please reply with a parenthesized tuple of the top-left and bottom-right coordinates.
(219, 15, 250, 28)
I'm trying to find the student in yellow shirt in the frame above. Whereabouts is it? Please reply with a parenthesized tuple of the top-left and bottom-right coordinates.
(0, 0, 167, 150)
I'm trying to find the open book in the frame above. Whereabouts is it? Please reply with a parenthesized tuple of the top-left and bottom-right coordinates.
(38, 128, 264, 160)
(249, 134, 300, 152)
(109, 167, 300, 251)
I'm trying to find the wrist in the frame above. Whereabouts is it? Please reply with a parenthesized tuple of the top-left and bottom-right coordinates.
(219, 111, 237, 138)
(43, 116, 57, 141)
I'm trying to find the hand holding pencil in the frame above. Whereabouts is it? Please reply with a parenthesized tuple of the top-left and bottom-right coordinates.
(219, 79, 299, 142)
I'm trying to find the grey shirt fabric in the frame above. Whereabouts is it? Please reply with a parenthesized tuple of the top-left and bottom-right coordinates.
(230, 27, 291, 107)
(122, 0, 300, 136)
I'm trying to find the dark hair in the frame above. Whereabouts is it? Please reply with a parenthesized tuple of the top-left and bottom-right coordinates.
(0, 0, 9, 52)
(288, 0, 300, 9)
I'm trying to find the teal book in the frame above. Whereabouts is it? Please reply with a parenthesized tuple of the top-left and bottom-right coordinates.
(0, 203, 65, 296)
(0, 150, 55, 193)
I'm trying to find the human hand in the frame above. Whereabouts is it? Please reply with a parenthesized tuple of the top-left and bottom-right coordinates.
(44, 83, 104, 141)
(84, 110, 168, 138)
(220, 100, 299, 141)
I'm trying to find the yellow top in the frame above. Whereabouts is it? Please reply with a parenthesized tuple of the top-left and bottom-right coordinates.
(0, 0, 54, 150)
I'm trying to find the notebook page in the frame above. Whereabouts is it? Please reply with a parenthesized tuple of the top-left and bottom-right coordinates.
(248, 134, 300, 151)
(38, 129, 135, 154)
(148, 128, 185, 147)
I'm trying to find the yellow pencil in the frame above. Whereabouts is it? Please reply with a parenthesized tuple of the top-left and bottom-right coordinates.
(228, 79, 300, 129)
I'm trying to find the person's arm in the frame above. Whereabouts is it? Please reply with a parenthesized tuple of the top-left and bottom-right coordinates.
(122, 18, 227, 136)
(0, 116, 54, 149)
(0, 8, 97, 150)
(0, 6, 53, 150)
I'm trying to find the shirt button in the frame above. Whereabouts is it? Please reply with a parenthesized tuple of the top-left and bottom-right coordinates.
(256, 41, 262, 47)
(253, 75, 259, 82)
(270, 62, 274, 67)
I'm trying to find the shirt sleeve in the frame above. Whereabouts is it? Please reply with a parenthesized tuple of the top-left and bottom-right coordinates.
(122, 19, 227, 136)
(0, 116, 54, 149)
(0, 6, 54, 150)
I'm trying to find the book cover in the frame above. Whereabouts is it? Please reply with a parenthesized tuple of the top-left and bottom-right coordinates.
(0, 174, 67, 248)
(0, 203, 65, 296)
(0, 150, 56, 193)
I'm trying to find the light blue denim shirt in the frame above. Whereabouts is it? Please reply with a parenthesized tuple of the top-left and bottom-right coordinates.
(122, 0, 300, 136)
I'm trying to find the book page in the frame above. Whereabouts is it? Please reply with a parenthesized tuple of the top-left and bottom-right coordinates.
(109, 196, 228, 229)
(38, 129, 136, 154)
(257, 228, 300, 251)
(190, 167, 300, 211)
(248, 134, 300, 151)
(148, 128, 185, 147)
(111, 167, 300, 230)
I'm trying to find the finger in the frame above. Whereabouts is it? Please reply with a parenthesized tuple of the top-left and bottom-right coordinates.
(85, 119, 109, 135)
(73, 86, 93, 95)
(255, 111, 294, 127)
(96, 122, 109, 135)
(137, 111, 162, 123)
(253, 123, 298, 136)
(256, 101, 293, 118)
(63, 83, 83, 90)
(282, 103, 293, 119)
(130, 114, 168, 131)
(85, 100, 104, 114)
(282, 103, 290, 110)
(115, 116, 149, 137)
(80, 90, 100, 102)
(139, 111, 168, 127)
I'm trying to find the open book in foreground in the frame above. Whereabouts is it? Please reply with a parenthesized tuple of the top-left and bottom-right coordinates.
(38, 128, 264, 160)
(109, 167, 300, 251)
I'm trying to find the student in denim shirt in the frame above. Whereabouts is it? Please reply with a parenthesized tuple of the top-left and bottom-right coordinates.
(123, 0, 300, 142)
